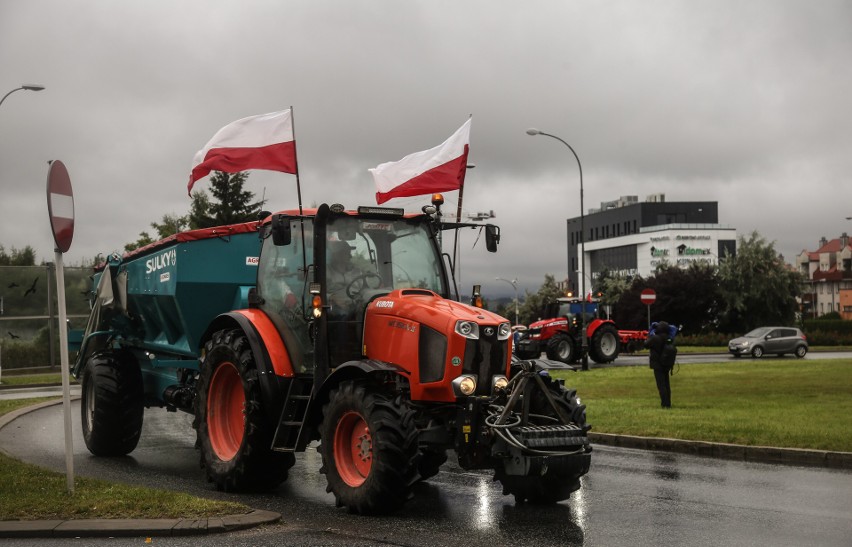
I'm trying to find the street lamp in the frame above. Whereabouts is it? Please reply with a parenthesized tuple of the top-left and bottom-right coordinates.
(0, 84, 46, 110)
(526, 128, 589, 370)
(495, 277, 519, 326)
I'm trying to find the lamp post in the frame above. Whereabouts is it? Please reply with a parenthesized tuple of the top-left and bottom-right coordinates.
(0, 84, 45, 110)
(527, 128, 589, 370)
(496, 277, 519, 325)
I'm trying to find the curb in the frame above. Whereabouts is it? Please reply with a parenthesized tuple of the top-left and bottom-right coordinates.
(0, 510, 281, 538)
(589, 432, 852, 470)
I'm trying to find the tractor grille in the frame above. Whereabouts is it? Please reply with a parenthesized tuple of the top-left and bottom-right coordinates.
(462, 326, 508, 395)
(419, 325, 447, 383)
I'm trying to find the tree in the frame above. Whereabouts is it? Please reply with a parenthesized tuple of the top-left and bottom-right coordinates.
(716, 231, 802, 333)
(190, 171, 260, 228)
(611, 262, 722, 333)
(0, 245, 36, 266)
(518, 274, 564, 325)
(594, 268, 631, 309)
(124, 231, 154, 253)
(151, 213, 189, 239)
(125, 171, 259, 252)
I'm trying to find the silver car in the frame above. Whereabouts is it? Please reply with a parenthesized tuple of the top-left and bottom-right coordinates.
(728, 327, 808, 358)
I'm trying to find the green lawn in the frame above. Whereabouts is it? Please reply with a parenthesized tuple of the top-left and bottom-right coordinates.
(0, 373, 75, 386)
(552, 359, 852, 452)
(0, 398, 248, 521)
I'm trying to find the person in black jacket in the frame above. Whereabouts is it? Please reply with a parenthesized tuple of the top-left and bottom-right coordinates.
(644, 321, 672, 408)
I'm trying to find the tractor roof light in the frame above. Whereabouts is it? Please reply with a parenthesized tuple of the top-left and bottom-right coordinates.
(431, 193, 445, 206)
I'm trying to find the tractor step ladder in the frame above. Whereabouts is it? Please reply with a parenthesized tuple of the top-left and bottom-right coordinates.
(272, 373, 314, 452)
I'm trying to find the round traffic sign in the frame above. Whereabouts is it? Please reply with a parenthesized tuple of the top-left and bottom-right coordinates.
(640, 288, 656, 305)
(46, 160, 74, 253)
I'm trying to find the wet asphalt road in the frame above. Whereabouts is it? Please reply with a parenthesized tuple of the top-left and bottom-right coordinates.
(1, 401, 851, 546)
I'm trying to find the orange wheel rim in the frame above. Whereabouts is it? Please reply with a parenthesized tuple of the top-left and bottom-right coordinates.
(207, 361, 245, 461)
(334, 411, 372, 486)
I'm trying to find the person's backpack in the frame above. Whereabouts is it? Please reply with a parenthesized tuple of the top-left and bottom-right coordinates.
(661, 341, 678, 371)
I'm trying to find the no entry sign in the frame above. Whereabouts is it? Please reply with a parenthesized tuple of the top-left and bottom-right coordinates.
(640, 288, 656, 305)
(46, 160, 74, 253)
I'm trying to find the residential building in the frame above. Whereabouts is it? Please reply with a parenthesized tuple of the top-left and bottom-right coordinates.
(796, 233, 852, 318)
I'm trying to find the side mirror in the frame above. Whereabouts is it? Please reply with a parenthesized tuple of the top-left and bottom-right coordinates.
(271, 214, 292, 246)
(485, 224, 500, 253)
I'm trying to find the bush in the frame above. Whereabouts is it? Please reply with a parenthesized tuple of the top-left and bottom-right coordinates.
(677, 332, 730, 347)
(0, 326, 53, 370)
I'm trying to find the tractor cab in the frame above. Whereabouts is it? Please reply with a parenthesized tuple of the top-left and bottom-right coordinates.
(545, 297, 600, 326)
(259, 198, 501, 374)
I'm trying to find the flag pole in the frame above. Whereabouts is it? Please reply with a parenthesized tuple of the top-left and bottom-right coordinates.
(451, 114, 472, 291)
(289, 106, 309, 285)
(290, 106, 304, 216)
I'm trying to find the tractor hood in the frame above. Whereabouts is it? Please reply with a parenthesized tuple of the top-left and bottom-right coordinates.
(366, 288, 508, 331)
(528, 317, 570, 331)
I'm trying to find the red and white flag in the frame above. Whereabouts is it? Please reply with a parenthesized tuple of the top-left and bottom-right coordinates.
(370, 118, 471, 205)
(188, 109, 297, 195)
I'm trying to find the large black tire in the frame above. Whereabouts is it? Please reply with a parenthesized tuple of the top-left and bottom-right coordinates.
(495, 375, 589, 504)
(194, 329, 295, 492)
(319, 379, 419, 514)
(588, 324, 620, 363)
(81, 350, 144, 456)
(545, 333, 576, 364)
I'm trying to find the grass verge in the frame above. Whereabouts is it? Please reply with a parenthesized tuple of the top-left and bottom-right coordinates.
(0, 398, 248, 521)
(0, 373, 73, 386)
(552, 358, 852, 452)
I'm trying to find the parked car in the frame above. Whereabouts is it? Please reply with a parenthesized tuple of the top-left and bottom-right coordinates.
(728, 327, 808, 358)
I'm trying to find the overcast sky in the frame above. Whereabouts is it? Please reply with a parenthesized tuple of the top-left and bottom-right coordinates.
(2, 0, 850, 298)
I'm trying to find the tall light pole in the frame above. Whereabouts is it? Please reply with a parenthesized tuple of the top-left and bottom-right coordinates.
(0, 84, 46, 110)
(526, 128, 589, 370)
(496, 277, 519, 325)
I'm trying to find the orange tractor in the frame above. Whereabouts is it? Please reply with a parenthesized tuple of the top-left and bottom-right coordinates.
(74, 196, 591, 514)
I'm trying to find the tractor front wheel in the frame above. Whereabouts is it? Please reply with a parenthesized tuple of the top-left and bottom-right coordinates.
(545, 334, 576, 364)
(319, 380, 418, 514)
(195, 329, 294, 492)
(495, 376, 589, 503)
(588, 324, 620, 363)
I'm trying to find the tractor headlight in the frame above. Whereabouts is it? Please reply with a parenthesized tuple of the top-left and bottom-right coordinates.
(497, 322, 512, 340)
(452, 374, 478, 396)
(492, 375, 509, 393)
(455, 320, 480, 339)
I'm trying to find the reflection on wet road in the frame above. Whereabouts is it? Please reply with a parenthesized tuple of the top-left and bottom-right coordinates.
(1, 401, 850, 546)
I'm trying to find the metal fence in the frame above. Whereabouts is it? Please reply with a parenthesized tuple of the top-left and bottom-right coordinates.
(0, 264, 92, 371)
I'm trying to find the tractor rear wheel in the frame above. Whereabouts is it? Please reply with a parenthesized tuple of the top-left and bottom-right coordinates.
(319, 380, 418, 514)
(81, 350, 144, 456)
(545, 333, 576, 364)
(195, 329, 295, 492)
(588, 324, 620, 363)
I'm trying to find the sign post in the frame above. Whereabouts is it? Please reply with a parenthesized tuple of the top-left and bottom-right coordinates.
(640, 288, 656, 331)
(47, 159, 75, 493)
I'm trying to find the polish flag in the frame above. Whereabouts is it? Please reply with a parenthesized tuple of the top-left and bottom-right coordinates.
(370, 118, 471, 205)
(188, 109, 297, 195)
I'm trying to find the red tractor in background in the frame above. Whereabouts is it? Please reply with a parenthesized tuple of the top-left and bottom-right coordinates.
(515, 297, 623, 364)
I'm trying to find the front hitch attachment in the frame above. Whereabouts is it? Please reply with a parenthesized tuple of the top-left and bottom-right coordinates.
(486, 359, 589, 458)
